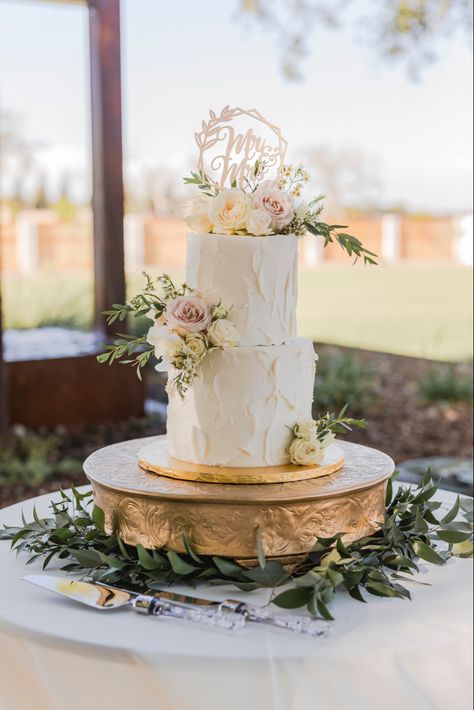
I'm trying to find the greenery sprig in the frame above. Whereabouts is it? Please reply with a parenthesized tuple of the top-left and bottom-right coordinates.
(183, 170, 219, 197)
(97, 273, 191, 379)
(301, 195, 378, 265)
(314, 404, 367, 443)
(1, 473, 472, 622)
(304, 219, 378, 266)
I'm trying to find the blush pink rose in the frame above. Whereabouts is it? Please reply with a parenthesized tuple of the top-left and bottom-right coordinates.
(165, 296, 212, 336)
(253, 180, 294, 228)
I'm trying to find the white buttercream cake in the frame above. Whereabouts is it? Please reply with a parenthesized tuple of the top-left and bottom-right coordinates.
(186, 233, 297, 346)
(166, 233, 317, 468)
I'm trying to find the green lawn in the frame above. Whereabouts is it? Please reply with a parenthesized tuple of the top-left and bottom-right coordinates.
(2, 265, 472, 361)
(298, 265, 473, 361)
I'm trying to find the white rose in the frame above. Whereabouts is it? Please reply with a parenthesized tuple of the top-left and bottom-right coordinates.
(184, 333, 207, 359)
(183, 194, 213, 233)
(207, 319, 239, 348)
(147, 325, 183, 371)
(209, 188, 251, 235)
(289, 438, 325, 466)
(246, 208, 273, 236)
(294, 420, 318, 442)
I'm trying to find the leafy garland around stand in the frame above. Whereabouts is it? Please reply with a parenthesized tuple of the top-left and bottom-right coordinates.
(1, 472, 472, 621)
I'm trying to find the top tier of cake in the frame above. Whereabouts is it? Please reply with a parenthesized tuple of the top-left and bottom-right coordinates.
(186, 233, 298, 346)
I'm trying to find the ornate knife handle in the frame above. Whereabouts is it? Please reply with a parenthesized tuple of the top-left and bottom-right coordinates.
(221, 601, 330, 638)
(133, 595, 246, 631)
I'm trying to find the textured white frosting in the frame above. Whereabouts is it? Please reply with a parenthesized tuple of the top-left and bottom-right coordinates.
(186, 233, 297, 346)
(167, 338, 316, 467)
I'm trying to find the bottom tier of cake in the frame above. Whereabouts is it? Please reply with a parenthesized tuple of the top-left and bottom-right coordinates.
(166, 337, 316, 467)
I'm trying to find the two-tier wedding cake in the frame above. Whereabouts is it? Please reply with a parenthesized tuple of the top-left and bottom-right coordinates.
(167, 232, 315, 467)
(100, 106, 375, 481)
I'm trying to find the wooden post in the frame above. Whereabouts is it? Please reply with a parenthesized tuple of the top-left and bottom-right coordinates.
(0, 283, 7, 433)
(88, 0, 126, 334)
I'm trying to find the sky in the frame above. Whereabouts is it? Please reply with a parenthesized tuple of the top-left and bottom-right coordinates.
(0, 0, 472, 213)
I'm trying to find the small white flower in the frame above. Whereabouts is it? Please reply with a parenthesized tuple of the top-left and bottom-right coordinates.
(289, 438, 325, 466)
(246, 208, 273, 236)
(207, 319, 239, 348)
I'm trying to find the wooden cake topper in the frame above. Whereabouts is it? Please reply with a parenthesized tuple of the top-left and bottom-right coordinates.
(195, 106, 288, 190)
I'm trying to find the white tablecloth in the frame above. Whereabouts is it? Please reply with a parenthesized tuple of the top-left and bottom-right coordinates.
(0, 487, 472, 710)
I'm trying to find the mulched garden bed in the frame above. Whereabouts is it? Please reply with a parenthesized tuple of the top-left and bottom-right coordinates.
(1, 345, 472, 509)
(320, 345, 473, 462)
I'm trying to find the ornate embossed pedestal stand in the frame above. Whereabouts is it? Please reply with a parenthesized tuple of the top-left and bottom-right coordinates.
(84, 437, 394, 562)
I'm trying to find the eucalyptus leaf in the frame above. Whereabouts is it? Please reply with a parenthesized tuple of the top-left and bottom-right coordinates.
(167, 550, 198, 575)
(436, 529, 472, 544)
(212, 557, 244, 577)
(92, 506, 105, 532)
(242, 561, 288, 587)
(412, 540, 445, 565)
(136, 544, 163, 571)
(272, 587, 312, 609)
(440, 496, 460, 525)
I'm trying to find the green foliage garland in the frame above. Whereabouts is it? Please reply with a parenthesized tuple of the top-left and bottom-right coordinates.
(1, 472, 472, 621)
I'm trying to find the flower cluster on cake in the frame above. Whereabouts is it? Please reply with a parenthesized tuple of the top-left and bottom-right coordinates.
(183, 162, 377, 266)
(99, 107, 370, 470)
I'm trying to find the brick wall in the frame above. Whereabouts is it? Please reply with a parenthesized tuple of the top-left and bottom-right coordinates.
(0, 209, 469, 274)
(400, 216, 455, 260)
(144, 216, 187, 270)
(0, 222, 16, 271)
(38, 219, 94, 270)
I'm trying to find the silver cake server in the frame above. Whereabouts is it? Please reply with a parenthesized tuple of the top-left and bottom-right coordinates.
(22, 575, 245, 631)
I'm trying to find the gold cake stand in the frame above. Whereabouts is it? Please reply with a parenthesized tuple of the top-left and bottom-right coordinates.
(84, 436, 394, 561)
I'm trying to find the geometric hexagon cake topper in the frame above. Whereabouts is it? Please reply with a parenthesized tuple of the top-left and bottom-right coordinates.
(195, 106, 288, 190)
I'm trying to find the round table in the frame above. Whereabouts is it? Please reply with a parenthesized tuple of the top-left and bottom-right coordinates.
(0, 487, 472, 710)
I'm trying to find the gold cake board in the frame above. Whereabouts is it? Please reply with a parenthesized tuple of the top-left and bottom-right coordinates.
(138, 437, 345, 484)
(84, 437, 394, 561)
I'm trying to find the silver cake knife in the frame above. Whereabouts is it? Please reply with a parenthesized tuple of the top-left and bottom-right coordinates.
(22, 575, 245, 631)
(23, 575, 329, 637)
